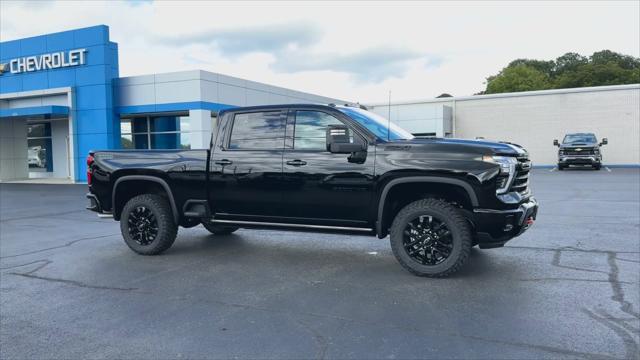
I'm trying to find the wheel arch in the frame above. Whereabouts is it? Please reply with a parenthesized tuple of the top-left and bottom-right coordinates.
(376, 176, 479, 238)
(112, 175, 179, 224)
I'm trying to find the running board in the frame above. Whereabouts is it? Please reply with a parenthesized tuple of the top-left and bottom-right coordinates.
(210, 219, 373, 232)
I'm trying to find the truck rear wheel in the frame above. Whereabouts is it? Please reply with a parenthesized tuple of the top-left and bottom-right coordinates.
(202, 221, 239, 235)
(389, 198, 471, 277)
(120, 194, 177, 255)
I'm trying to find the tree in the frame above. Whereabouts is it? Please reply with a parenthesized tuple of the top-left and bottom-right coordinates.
(554, 52, 588, 75)
(507, 59, 555, 77)
(484, 65, 552, 94)
(555, 62, 640, 88)
(481, 50, 640, 94)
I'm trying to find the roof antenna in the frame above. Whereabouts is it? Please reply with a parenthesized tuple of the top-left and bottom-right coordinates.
(387, 90, 392, 141)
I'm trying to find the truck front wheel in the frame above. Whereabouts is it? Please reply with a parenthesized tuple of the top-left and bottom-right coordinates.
(202, 221, 239, 235)
(389, 198, 472, 277)
(120, 194, 177, 255)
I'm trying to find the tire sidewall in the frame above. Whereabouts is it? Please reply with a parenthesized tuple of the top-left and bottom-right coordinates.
(390, 201, 469, 276)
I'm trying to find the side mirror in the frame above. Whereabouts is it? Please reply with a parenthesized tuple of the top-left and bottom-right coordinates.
(326, 125, 365, 154)
(600, 138, 608, 146)
(553, 139, 559, 147)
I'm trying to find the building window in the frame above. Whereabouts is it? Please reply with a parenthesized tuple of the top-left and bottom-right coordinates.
(120, 114, 191, 150)
(27, 123, 53, 172)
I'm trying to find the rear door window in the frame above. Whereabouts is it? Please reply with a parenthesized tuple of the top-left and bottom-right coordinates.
(228, 111, 285, 150)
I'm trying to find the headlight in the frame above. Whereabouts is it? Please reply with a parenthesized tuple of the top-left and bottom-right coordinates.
(483, 155, 517, 194)
(483, 155, 517, 175)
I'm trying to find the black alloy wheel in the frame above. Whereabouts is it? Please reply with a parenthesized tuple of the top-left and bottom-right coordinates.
(127, 206, 159, 246)
(403, 215, 453, 266)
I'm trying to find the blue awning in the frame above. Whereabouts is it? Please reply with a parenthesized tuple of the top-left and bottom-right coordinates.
(0, 105, 70, 119)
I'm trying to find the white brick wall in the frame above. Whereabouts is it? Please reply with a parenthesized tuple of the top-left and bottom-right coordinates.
(455, 87, 640, 165)
(369, 85, 640, 166)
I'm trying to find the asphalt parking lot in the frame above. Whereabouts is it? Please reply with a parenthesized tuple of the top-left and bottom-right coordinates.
(1, 168, 638, 359)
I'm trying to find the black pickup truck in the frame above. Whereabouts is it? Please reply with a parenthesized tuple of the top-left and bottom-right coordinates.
(554, 133, 607, 170)
(86, 104, 538, 277)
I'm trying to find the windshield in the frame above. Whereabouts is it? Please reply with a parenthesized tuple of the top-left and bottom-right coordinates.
(563, 134, 597, 144)
(337, 107, 414, 141)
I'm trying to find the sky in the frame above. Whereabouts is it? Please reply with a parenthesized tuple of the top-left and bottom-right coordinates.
(1, 0, 638, 103)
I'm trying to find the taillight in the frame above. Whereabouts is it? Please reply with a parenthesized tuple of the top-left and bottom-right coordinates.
(86, 153, 95, 185)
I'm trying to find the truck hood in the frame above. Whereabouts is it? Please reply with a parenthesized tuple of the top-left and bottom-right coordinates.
(388, 137, 528, 157)
(558, 141, 598, 149)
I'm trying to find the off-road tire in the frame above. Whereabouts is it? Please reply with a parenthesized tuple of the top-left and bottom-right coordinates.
(557, 164, 565, 171)
(202, 221, 239, 235)
(390, 198, 472, 277)
(120, 194, 177, 255)
(594, 164, 602, 170)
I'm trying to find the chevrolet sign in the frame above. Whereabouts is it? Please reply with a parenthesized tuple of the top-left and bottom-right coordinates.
(0, 48, 87, 75)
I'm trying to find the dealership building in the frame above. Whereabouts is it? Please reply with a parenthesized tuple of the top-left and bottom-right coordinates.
(0, 25, 342, 182)
(1, 25, 639, 183)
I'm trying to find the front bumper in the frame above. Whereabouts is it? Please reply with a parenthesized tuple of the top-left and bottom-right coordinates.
(472, 197, 538, 248)
(558, 155, 601, 165)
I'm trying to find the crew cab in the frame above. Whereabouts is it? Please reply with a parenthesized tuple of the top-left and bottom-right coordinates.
(554, 133, 607, 170)
(86, 104, 538, 277)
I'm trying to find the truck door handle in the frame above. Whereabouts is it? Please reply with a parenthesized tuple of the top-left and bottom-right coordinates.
(214, 159, 233, 166)
(286, 159, 307, 167)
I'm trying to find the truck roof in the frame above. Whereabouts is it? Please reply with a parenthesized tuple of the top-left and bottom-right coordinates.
(218, 103, 359, 116)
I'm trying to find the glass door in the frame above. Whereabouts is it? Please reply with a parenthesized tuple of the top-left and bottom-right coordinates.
(27, 123, 53, 173)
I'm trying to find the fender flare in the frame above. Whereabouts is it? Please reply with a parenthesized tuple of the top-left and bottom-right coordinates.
(376, 176, 479, 237)
(112, 175, 179, 223)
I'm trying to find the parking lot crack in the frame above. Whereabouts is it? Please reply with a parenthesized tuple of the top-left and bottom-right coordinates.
(606, 252, 640, 319)
(0, 259, 51, 273)
(518, 277, 634, 284)
(583, 308, 639, 360)
(8, 272, 138, 291)
(0, 209, 86, 223)
(507, 245, 640, 254)
(295, 319, 329, 360)
(0, 233, 118, 259)
(615, 256, 640, 264)
(551, 248, 609, 274)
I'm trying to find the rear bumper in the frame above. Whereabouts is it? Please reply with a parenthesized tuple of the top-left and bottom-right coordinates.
(86, 193, 102, 212)
(472, 197, 538, 248)
(86, 193, 114, 218)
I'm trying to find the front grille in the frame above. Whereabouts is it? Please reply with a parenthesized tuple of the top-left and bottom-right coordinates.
(564, 147, 595, 155)
(510, 156, 531, 196)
